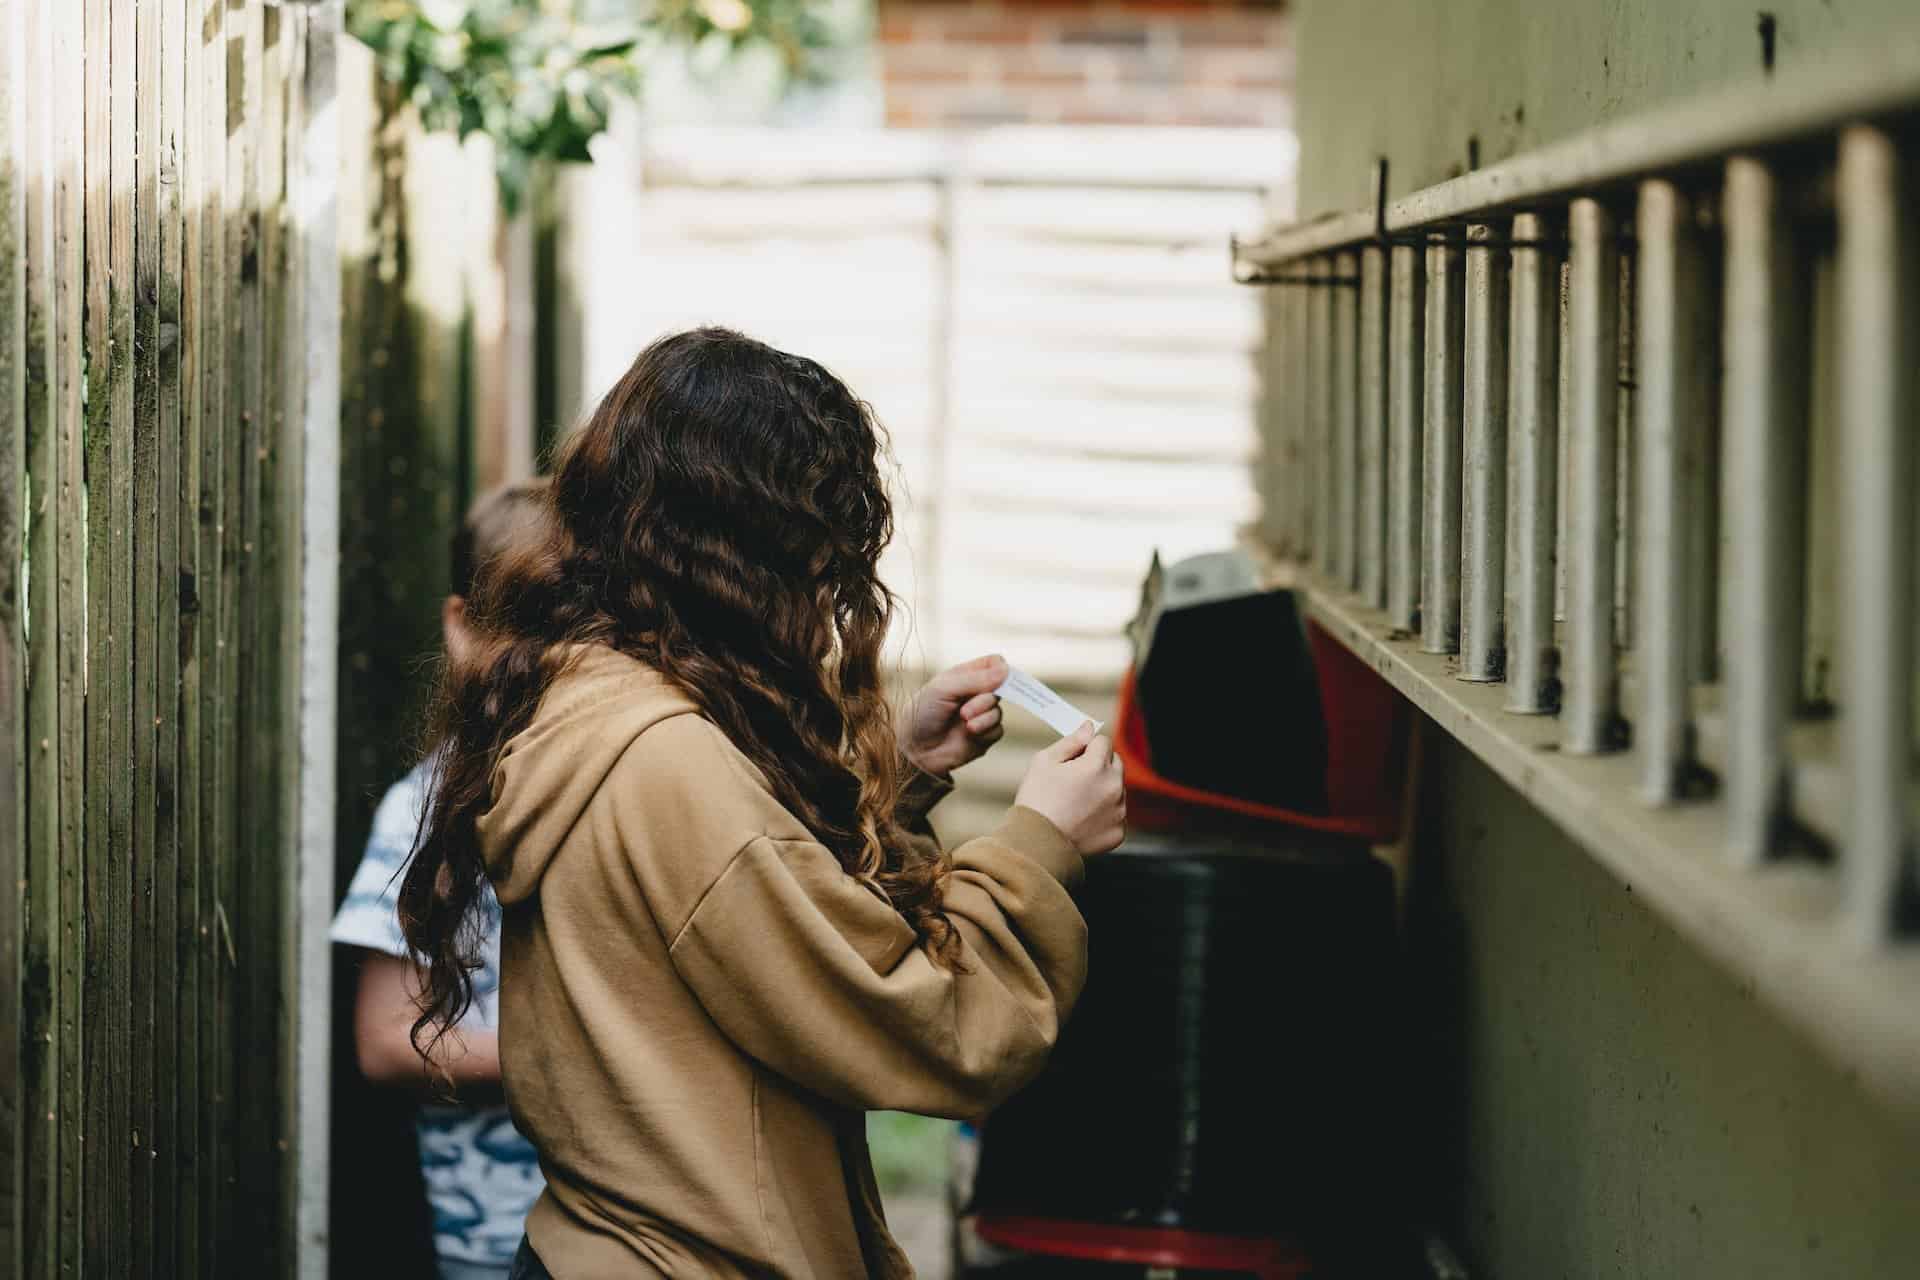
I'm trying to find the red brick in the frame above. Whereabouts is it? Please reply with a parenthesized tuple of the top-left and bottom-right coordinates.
(881, 0, 1292, 129)
(1000, 65, 1091, 89)
(912, 10, 1043, 44)
(1174, 14, 1287, 48)
(883, 64, 981, 87)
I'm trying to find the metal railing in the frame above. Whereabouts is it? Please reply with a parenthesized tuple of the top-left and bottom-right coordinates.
(1235, 38, 1920, 1120)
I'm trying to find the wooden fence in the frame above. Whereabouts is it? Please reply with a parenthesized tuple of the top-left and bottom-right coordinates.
(1, 2, 335, 1275)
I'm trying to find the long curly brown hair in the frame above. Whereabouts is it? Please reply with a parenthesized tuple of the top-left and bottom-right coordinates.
(398, 327, 953, 1061)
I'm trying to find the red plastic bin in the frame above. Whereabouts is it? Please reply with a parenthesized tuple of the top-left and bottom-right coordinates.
(1113, 620, 1408, 844)
(973, 1215, 1313, 1280)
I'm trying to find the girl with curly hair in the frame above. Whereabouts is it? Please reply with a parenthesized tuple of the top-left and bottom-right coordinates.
(400, 328, 1125, 1278)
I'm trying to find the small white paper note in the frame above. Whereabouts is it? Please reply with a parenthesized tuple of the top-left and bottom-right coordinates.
(994, 666, 1102, 738)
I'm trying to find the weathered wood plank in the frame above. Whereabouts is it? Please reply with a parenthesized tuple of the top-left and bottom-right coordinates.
(133, 0, 189, 1258)
(0, 1, 27, 1271)
(82, 0, 114, 1267)
(15, 4, 57, 1276)
(151, 0, 189, 1265)
(219, 0, 264, 1262)
(93, 0, 141, 1268)
(52, 0, 89, 1268)
(246, 2, 288, 1264)
(196, 0, 231, 1265)
(173, 0, 209, 1269)
(130, 0, 168, 1263)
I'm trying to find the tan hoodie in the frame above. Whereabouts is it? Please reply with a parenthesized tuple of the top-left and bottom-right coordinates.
(477, 645, 1088, 1278)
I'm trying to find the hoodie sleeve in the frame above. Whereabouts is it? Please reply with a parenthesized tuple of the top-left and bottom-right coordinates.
(613, 715, 1088, 1120)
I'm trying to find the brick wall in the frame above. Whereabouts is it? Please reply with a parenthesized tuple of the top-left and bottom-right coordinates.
(879, 0, 1293, 129)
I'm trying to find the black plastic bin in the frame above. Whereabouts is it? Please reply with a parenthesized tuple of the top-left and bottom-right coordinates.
(968, 832, 1402, 1253)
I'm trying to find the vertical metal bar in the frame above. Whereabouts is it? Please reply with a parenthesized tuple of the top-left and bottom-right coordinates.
(1505, 213, 1561, 712)
(1555, 258, 1571, 624)
(1836, 126, 1915, 942)
(1309, 255, 1333, 575)
(1288, 272, 1312, 561)
(1422, 232, 1466, 654)
(1635, 179, 1711, 803)
(1563, 198, 1621, 753)
(1460, 222, 1511, 681)
(1721, 155, 1810, 863)
(1256, 284, 1288, 555)
(1387, 243, 1425, 632)
(1332, 249, 1360, 590)
(1358, 244, 1389, 608)
(1616, 251, 1637, 655)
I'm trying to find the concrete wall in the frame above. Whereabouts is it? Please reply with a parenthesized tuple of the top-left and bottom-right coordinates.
(1287, 3, 1920, 1274)
(1295, 0, 1919, 216)
(1406, 735, 1920, 1278)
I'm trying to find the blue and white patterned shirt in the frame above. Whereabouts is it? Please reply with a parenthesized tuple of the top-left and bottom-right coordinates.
(329, 760, 545, 1269)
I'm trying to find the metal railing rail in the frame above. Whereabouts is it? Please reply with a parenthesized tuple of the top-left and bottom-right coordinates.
(1235, 42, 1920, 1122)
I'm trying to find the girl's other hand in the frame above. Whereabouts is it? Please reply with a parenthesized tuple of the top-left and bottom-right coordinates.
(1014, 721, 1126, 857)
(899, 654, 1008, 778)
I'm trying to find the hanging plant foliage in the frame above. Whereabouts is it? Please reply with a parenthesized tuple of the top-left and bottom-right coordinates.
(346, 0, 845, 212)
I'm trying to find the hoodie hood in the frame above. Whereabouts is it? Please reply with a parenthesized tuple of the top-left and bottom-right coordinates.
(477, 643, 698, 905)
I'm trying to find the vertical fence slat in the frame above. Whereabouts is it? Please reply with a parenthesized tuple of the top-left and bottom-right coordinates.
(1836, 126, 1916, 942)
(1460, 221, 1510, 681)
(199, 0, 230, 1261)
(20, 4, 59, 1272)
(221, 0, 265, 1260)
(1721, 156, 1810, 861)
(1422, 231, 1465, 654)
(1309, 254, 1334, 576)
(150, 0, 188, 1262)
(1504, 212, 1561, 713)
(250, 4, 290, 1262)
(1634, 179, 1712, 803)
(53, 1, 89, 1268)
(83, 0, 115, 1269)
(0, 2, 26, 1271)
(1331, 249, 1359, 591)
(294, 12, 340, 1268)
(274, 16, 314, 1256)
(1387, 242, 1425, 633)
(99, 0, 142, 1265)
(1563, 197, 1621, 754)
(176, 0, 203, 1253)
(1358, 244, 1388, 608)
(131, 0, 167, 1260)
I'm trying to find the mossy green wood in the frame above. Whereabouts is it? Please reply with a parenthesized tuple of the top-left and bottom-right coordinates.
(0, 0, 26, 1271)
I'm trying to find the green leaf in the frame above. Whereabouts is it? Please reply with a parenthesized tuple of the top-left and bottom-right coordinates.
(580, 39, 638, 61)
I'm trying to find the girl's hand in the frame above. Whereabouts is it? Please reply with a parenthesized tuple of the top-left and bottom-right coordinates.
(899, 655, 1008, 779)
(1014, 721, 1126, 856)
